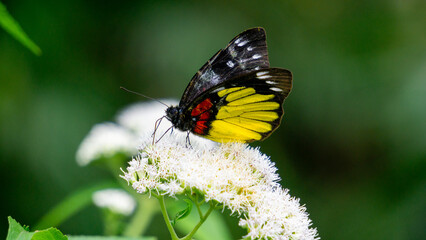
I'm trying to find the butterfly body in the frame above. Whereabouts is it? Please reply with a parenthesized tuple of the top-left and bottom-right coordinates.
(165, 28, 292, 143)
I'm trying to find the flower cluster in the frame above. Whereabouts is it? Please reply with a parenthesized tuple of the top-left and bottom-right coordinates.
(121, 133, 319, 240)
(239, 187, 319, 239)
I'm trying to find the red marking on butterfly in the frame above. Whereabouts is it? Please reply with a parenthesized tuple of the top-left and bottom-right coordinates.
(194, 121, 208, 134)
(191, 98, 213, 135)
(191, 98, 213, 117)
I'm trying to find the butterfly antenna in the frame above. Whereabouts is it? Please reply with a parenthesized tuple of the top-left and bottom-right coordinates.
(120, 87, 169, 107)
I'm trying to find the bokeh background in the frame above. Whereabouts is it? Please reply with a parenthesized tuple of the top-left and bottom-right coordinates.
(1, 0, 425, 239)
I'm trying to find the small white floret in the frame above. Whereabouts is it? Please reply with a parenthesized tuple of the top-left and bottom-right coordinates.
(92, 189, 136, 216)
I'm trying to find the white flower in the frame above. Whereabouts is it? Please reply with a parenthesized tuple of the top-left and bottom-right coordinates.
(92, 189, 136, 216)
(116, 99, 178, 136)
(121, 132, 319, 239)
(76, 123, 138, 166)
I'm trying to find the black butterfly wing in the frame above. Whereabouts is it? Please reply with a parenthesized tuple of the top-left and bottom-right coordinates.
(187, 68, 292, 143)
(179, 27, 270, 108)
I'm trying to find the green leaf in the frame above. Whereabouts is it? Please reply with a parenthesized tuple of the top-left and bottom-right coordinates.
(0, 2, 42, 55)
(35, 181, 119, 229)
(7, 216, 156, 240)
(170, 199, 192, 226)
(68, 236, 156, 240)
(6, 217, 34, 240)
(169, 201, 233, 240)
(32, 228, 68, 240)
(6, 216, 67, 240)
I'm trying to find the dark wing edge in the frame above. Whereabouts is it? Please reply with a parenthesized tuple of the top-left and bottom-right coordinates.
(179, 27, 270, 108)
(253, 68, 292, 141)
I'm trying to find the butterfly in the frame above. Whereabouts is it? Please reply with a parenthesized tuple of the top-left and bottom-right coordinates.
(163, 27, 292, 143)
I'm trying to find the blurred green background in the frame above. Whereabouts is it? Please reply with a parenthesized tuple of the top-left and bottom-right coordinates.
(1, 0, 425, 239)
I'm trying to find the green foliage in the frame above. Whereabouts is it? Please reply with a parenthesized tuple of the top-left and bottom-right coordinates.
(68, 237, 155, 240)
(0, 1, 41, 55)
(170, 199, 192, 227)
(7, 216, 156, 240)
(7, 217, 67, 240)
(169, 200, 232, 240)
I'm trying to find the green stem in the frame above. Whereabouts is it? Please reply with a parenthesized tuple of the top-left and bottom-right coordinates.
(192, 195, 203, 218)
(123, 197, 158, 237)
(158, 195, 179, 240)
(182, 203, 215, 240)
(102, 210, 123, 236)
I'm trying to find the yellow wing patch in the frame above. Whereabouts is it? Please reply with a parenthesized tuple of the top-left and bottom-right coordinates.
(223, 118, 272, 132)
(228, 93, 274, 106)
(217, 87, 245, 97)
(216, 101, 280, 120)
(207, 120, 262, 142)
(226, 88, 256, 102)
(204, 87, 283, 142)
(240, 111, 279, 121)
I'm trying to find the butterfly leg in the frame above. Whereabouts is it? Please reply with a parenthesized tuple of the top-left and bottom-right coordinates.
(155, 126, 173, 144)
(152, 116, 165, 144)
(185, 131, 192, 148)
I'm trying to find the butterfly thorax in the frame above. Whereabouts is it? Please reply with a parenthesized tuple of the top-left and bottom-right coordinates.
(166, 106, 193, 131)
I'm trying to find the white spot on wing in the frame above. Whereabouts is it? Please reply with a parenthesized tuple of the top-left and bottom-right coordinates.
(257, 75, 271, 79)
(237, 40, 248, 47)
(252, 54, 261, 59)
(254, 66, 260, 70)
(256, 71, 269, 76)
(234, 38, 242, 44)
(247, 46, 253, 51)
(226, 61, 234, 68)
(270, 87, 283, 92)
(213, 86, 225, 92)
(266, 80, 277, 84)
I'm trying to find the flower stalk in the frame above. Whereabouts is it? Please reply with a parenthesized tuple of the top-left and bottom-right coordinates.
(157, 195, 180, 240)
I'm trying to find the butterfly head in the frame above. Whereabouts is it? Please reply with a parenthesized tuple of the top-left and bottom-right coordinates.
(165, 105, 183, 128)
(165, 106, 178, 123)
(165, 105, 194, 132)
